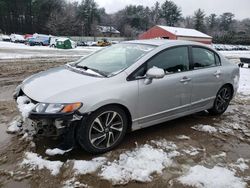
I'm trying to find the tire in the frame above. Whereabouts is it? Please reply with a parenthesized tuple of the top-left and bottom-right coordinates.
(77, 106, 128, 154)
(208, 85, 233, 115)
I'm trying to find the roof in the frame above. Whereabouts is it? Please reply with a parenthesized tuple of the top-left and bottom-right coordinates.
(124, 39, 208, 47)
(157, 25, 212, 39)
(57, 38, 71, 42)
(97, 26, 120, 34)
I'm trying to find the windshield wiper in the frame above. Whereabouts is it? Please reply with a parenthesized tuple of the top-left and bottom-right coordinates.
(75, 65, 108, 77)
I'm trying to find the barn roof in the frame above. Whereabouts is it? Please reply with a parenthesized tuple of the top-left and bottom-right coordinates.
(157, 25, 212, 39)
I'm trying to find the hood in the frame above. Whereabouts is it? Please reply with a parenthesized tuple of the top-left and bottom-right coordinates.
(22, 66, 105, 103)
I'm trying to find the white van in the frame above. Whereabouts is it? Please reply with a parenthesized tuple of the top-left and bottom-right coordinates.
(10, 34, 25, 43)
(49, 37, 59, 47)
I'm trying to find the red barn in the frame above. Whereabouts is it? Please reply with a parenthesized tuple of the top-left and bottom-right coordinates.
(139, 25, 212, 44)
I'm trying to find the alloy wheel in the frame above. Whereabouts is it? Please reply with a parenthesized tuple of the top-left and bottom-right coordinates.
(89, 111, 124, 149)
(215, 87, 231, 112)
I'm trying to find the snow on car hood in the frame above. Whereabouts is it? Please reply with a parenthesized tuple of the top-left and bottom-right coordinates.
(22, 66, 106, 103)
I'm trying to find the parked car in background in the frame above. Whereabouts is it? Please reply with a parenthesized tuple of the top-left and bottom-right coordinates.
(77, 41, 88, 46)
(56, 38, 76, 49)
(86, 41, 98, 46)
(14, 40, 239, 154)
(10, 34, 25, 43)
(0, 34, 11, 42)
(213, 44, 249, 51)
(27, 34, 50, 46)
(49, 37, 59, 47)
(24, 34, 33, 39)
(97, 39, 111, 47)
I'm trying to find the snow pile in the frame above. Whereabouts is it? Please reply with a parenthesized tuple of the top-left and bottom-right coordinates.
(73, 157, 107, 175)
(178, 165, 246, 188)
(192, 124, 217, 133)
(45, 148, 73, 156)
(238, 68, 250, 98)
(151, 139, 180, 158)
(6, 118, 22, 134)
(100, 144, 174, 185)
(17, 96, 35, 120)
(230, 158, 249, 172)
(21, 152, 63, 175)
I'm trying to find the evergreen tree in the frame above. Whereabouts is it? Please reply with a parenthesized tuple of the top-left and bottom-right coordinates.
(194, 9, 206, 32)
(160, 0, 181, 26)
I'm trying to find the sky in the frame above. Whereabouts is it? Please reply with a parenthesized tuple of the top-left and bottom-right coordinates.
(71, 0, 250, 20)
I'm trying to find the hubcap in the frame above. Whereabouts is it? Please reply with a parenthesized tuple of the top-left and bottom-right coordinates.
(89, 111, 124, 149)
(215, 87, 231, 112)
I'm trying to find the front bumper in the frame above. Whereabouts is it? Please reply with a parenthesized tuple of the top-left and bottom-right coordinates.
(27, 111, 84, 137)
(15, 89, 85, 137)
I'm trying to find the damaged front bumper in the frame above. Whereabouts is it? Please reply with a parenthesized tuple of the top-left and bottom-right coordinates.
(15, 89, 85, 137)
(27, 111, 84, 137)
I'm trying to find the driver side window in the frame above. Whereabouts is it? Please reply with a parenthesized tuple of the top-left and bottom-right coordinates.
(147, 46, 189, 74)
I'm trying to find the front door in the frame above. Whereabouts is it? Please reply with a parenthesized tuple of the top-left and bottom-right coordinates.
(137, 46, 192, 125)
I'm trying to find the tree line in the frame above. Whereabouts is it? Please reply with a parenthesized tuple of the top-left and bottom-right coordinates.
(0, 0, 250, 44)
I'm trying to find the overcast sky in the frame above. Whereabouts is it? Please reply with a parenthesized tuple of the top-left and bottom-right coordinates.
(72, 0, 250, 20)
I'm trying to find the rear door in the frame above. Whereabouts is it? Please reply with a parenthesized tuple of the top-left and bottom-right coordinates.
(189, 46, 223, 109)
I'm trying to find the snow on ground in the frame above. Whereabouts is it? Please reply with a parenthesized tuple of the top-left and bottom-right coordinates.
(100, 144, 175, 185)
(45, 148, 73, 156)
(182, 146, 202, 156)
(230, 158, 249, 172)
(0, 41, 100, 59)
(178, 165, 246, 188)
(63, 177, 88, 188)
(220, 50, 250, 59)
(17, 138, 249, 186)
(6, 119, 22, 134)
(238, 68, 250, 98)
(191, 124, 217, 133)
(176, 135, 190, 140)
(17, 96, 35, 120)
(21, 152, 63, 175)
(0, 41, 99, 51)
(72, 157, 107, 175)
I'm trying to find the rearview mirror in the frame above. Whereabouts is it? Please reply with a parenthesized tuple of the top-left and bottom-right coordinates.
(144, 66, 165, 85)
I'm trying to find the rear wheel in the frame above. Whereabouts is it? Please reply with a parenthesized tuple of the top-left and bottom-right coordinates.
(77, 106, 127, 154)
(208, 85, 233, 115)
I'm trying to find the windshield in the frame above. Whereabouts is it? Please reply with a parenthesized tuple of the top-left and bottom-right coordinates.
(76, 43, 156, 76)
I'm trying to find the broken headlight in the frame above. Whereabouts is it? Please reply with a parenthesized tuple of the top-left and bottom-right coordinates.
(33, 102, 82, 114)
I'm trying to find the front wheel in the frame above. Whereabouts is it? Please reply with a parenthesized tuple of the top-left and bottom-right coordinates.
(77, 106, 128, 154)
(208, 85, 233, 115)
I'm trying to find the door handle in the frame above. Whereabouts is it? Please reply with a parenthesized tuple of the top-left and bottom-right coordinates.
(214, 70, 221, 77)
(180, 77, 191, 83)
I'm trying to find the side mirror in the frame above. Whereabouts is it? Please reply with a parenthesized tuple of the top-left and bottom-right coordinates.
(144, 66, 165, 85)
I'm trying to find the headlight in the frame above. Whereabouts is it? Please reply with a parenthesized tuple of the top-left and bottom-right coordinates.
(33, 102, 82, 114)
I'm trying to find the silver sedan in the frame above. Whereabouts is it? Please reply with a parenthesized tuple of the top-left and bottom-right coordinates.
(15, 40, 239, 154)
